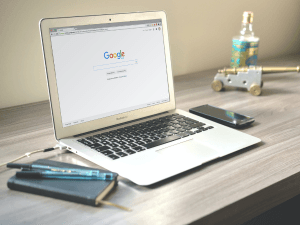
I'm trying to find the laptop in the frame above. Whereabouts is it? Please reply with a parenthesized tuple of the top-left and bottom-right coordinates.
(40, 11, 261, 185)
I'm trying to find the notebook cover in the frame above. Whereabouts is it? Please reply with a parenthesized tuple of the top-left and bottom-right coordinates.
(7, 159, 118, 206)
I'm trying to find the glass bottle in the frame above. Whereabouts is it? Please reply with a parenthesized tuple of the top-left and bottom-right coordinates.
(230, 11, 259, 68)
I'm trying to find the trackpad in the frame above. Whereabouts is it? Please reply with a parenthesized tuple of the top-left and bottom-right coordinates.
(156, 140, 219, 163)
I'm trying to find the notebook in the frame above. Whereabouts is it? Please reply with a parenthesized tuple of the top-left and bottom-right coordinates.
(7, 159, 129, 210)
(39, 11, 261, 185)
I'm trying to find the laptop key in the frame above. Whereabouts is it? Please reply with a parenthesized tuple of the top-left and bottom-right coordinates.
(117, 140, 128, 145)
(157, 134, 166, 139)
(78, 140, 92, 146)
(132, 137, 142, 141)
(133, 146, 146, 152)
(107, 154, 119, 160)
(183, 126, 192, 130)
(93, 136, 104, 142)
(95, 146, 111, 152)
(101, 140, 111, 145)
(176, 128, 186, 132)
(185, 121, 195, 125)
(155, 129, 164, 134)
(190, 124, 202, 128)
(170, 130, 179, 134)
(101, 132, 109, 136)
(126, 139, 135, 143)
(179, 122, 188, 126)
(117, 134, 125, 139)
(106, 134, 115, 138)
(188, 118, 200, 122)
(151, 136, 160, 140)
(109, 138, 119, 143)
(139, 135, 149, 139)
(101, 150, 114, 155)
(177, 132, 189, 138)
(111, 147, 122, 152)
(174, 115, 184, 119)
(166, 126, 175, 130)
(124, 149, 136, 154)
(96, 136, 108, 141)
(128, 134, 135, 139)
(143, 139, 153, 143)
(108, 143, 119, 148)
(89, 143, 102, 149)
(121, 134, 131, 138)
(136, 141, 146, 145)
(116, 152, 128, 157)
(147, 133, 157, 138)
(141, 135, 181, 149)
(126, 143, 138, 148)
(185, 131, 195, 135)
(86, 136, 97, 141)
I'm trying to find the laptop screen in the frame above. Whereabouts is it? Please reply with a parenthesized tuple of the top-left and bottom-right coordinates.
(49, 19, 170, 128)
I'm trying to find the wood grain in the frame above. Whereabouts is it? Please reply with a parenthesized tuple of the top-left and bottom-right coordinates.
(0, 54, 300, 225)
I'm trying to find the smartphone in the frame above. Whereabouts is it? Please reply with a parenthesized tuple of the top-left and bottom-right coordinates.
(189, 104, 255, 128)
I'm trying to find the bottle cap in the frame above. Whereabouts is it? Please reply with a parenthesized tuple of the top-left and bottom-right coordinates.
(242, 11, 253, 24)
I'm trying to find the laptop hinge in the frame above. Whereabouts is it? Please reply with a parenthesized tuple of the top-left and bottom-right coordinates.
(73, 111, 169, 138)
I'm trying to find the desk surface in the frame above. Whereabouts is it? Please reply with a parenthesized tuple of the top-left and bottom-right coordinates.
(1, 54, 300, 225)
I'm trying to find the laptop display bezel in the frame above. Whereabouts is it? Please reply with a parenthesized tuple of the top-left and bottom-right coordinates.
(40, 11, 176, 140)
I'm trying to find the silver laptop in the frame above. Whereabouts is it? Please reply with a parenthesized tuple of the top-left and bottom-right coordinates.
(40, 11, 261, 185)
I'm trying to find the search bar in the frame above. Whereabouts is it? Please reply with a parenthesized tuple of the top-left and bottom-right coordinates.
(93, 59, 138, 71)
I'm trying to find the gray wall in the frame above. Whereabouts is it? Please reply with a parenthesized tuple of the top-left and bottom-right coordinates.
(1, 0, 300, 108)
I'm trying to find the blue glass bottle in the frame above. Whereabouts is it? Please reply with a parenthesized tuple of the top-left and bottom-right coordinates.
(230, 11, 259, 68)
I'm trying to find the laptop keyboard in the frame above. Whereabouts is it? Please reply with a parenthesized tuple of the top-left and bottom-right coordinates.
(77, 113, 214, 160)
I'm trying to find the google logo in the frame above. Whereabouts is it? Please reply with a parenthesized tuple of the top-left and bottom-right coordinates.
(104, 51, 125, 59)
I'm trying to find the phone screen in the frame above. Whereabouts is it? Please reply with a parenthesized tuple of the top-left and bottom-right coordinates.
(191, 105, 253, 125)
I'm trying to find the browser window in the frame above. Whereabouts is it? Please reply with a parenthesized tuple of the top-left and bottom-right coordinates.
(50, 19, 170, 127)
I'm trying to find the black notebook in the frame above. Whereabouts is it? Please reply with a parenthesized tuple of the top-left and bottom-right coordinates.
(7, 159, 118, 207)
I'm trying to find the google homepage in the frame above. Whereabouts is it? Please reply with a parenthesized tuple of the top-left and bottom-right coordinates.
(50, 20, 170, 127)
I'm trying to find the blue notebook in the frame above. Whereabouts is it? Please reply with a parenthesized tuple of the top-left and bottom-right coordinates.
(7, 159, 118, 206)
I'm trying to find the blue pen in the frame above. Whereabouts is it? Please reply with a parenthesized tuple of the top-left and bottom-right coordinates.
(16, 170, 114, 180)
(7, 163, 105, 176)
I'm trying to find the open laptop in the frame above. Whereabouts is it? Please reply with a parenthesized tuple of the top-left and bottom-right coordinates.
(40, 11, 261, 185)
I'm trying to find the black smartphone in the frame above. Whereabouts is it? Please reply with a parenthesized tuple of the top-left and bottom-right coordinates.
(189, 104, 255, 128)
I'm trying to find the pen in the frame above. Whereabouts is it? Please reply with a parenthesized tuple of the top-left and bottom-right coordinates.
(7, 163, 105, 176)
(16, 171, 114, 180)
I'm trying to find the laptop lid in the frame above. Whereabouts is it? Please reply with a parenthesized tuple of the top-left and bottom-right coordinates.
(40, 11, 175, 140)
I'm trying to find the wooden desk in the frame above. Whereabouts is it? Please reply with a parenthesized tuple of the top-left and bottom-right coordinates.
(1, 55, 300, 224)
